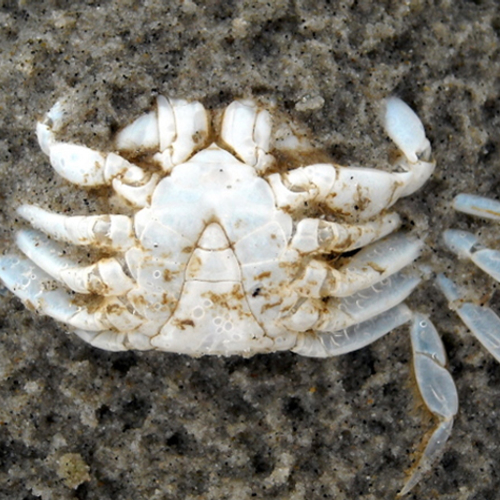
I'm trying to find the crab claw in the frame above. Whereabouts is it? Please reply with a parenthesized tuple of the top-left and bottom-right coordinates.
(36, 101, 65, 155)
(36, 101, 142, 187)
(381, 97, 435, 199)
(384, 97, 431, 163)
(220, 100, 273, 172)
(117, 96, 210, 170)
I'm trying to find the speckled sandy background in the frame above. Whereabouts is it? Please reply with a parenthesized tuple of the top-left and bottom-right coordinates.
(1, 1, 500, 499)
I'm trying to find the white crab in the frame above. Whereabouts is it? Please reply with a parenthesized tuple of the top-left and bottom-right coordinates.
(0, 95, 458, 495)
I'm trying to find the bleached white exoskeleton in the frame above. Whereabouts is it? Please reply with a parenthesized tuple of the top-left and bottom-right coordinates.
(439, 194, 500, 362)
(0, 95, 458, 495)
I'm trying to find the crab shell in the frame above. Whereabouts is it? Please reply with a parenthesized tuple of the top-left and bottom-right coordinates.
(0, 96, 434, 356)
(0, 96, 461, 495)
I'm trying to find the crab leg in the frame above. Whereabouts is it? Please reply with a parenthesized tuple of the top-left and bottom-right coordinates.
(16, 230, 134, 296)
(444, 192, 500, 282)
(439, 193, 500, 363)
(399, 313, 458, 496)
(293, 310, 458, 496)
(292, 303, 412, 357)
(444, 229, 500, 282)
(17, 205, 135, 251)
(437, 274, 500, 362)
(268, 98, 434, 220)
(453, 193, 500, 220)
(319, 272, 420, 331)
(36, 97, 209, 205)
(292, 233, 423, 298)
(38, 140, 159, 207)
(282, 271, 420, 332)
(0, 255, 143, 332)
(291, 212, 401, 253)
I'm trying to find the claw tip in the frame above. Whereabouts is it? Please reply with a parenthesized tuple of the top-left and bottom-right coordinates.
(384, 96, 430, 163)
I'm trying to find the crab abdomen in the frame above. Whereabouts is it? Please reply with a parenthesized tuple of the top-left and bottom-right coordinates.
(130, 152, 294, 355)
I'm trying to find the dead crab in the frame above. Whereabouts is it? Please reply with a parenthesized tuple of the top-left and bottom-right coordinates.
(0, 95, 458, 495)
